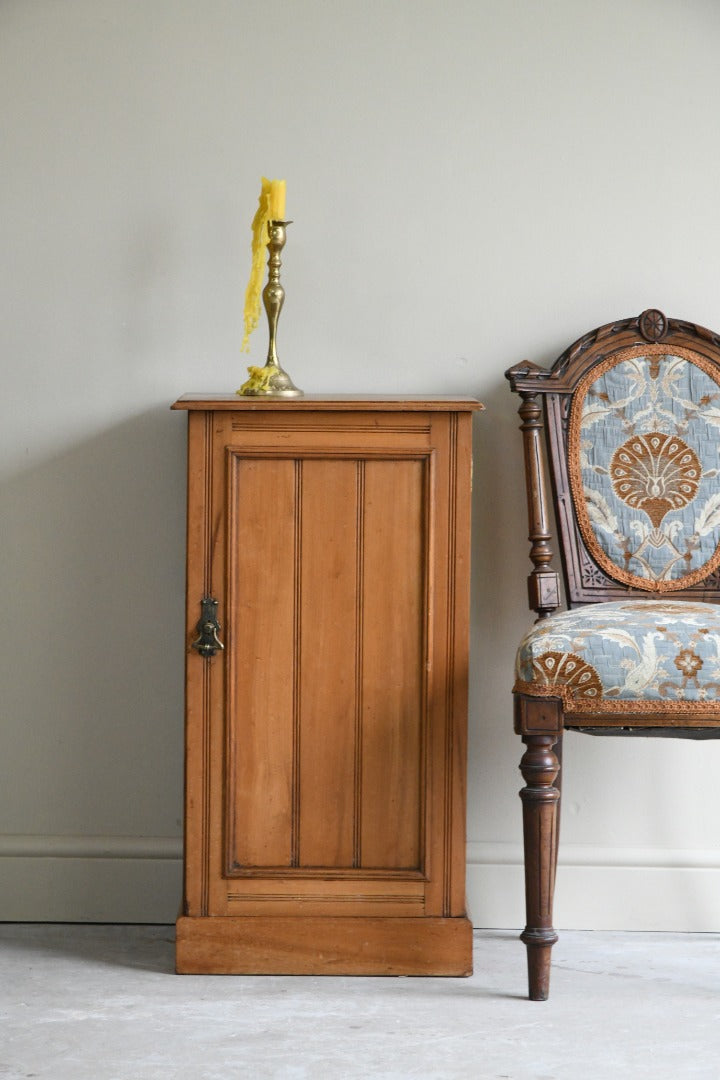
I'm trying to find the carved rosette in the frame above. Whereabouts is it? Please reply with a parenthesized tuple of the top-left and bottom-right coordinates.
(639, 308, 668, 342)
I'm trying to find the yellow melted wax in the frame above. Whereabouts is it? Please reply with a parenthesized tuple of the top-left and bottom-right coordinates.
(239, 364, 275, 394)
(240, 178, 286, 353)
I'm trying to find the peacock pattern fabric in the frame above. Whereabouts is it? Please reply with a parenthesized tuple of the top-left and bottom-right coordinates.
(514, 599, 720, 715)
(568, 344, 720, 591)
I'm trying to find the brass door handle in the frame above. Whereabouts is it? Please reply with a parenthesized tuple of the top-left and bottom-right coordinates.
(191, 597, 224, 658)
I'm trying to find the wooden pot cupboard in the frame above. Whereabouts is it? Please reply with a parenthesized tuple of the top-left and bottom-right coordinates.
(172, 394, 481, 975)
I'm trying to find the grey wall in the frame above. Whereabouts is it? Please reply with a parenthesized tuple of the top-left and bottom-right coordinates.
(3, 0, 720, 927)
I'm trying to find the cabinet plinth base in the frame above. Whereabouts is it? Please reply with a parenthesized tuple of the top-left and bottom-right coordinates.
(176, 914, 473, 976)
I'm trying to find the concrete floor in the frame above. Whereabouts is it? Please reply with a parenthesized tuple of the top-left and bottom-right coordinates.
(1, 925, 719, 1079)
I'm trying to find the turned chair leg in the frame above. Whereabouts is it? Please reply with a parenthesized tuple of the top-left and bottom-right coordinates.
(519, 733, 561, 1000)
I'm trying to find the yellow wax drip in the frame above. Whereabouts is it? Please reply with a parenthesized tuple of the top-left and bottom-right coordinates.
(238, 364, 276, 394)
(240, 177, 286, 353)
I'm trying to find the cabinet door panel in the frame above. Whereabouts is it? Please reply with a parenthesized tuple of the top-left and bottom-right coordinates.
(225, 452, 428, 876)
(298, 459, 359, 867)
(226, 457, 296, 869)
(360, 459, 425, 869)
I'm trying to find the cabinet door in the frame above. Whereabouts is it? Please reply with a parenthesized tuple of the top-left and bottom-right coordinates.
(183, 409, 471, 920)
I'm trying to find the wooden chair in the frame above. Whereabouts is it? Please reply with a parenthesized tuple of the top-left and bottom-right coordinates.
(506, 309, 720, 1000)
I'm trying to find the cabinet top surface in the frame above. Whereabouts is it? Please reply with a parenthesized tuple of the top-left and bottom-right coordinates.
(171, 393, 483, 412)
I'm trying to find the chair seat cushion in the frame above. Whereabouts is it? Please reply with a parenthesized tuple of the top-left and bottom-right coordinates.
(514, 599, 720, 717)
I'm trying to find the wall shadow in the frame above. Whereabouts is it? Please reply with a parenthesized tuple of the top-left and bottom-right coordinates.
(0, 407, 187, 844)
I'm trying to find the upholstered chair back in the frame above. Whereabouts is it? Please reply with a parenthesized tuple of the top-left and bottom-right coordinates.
(510, 311, 720, 609)
(570, 346, 720, 593)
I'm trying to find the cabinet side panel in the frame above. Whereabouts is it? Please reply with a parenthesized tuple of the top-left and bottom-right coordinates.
(360, 459, 425, 869)
(226, 457, 297, 869)
(298, 460, 358, 867)
(423, 412, 472, 918)
(448, 413, 473, 916)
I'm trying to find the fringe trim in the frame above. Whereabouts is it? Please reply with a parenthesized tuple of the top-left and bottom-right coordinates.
(513, 677, 720, 720)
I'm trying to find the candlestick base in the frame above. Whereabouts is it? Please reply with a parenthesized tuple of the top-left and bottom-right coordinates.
(239, 362, 303, 398)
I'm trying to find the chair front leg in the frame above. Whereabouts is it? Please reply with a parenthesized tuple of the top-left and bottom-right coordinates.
(519, 732, 561, 1000)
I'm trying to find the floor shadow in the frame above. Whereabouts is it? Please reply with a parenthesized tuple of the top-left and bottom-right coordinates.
(0, 925, 528, 994)
(0, 923, 177, 975)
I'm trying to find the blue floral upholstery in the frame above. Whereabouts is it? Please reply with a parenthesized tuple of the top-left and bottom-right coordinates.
(569, 346, 720, 591)
(514, 599, 720, 716)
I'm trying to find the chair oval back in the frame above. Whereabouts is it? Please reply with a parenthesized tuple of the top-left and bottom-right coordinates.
(568, 345, 720, 592)
(509, 311, 720, 606)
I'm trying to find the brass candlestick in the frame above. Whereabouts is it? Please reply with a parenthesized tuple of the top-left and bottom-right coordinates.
(239, 220, 303, 397)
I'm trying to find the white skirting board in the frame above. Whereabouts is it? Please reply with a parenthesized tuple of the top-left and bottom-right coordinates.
(467, 842, 720, 933)
(1, 836, 719, 929)
(0, 836, 183, 923)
